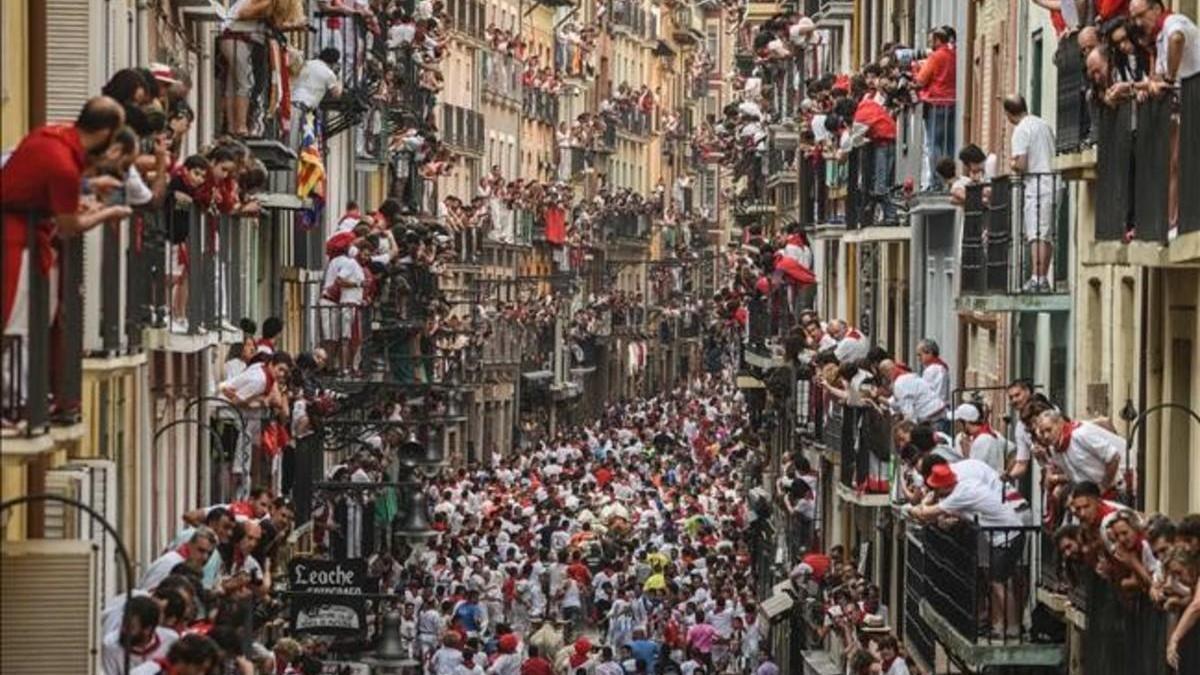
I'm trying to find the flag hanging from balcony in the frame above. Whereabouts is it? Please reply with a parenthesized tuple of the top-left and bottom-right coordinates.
(297, 111, 326, 230)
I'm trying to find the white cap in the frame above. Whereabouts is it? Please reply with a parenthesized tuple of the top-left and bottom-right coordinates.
(954, 403, 982, 423)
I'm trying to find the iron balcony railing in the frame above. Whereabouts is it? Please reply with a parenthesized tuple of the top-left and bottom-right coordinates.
(837, 404, 891, 493)
(447, 0, 486, 40)
(605, 212, 651, 240)
(441, 104, 485, 154)
(522, 90, 560, 126)
(1054, 33, 1090, 154)
(612, 0, 650, 39)
(903, 528, 939, 669)
(917, 520, 1043, 646)
(1073, 567, 1200, 675)
(1094, 79, 1200, 242)
(794, 373, 824, 440)
(959, 174, 1067, 296)
(131, 207, 248, 337)
(1, 213, 84, 435)
(481, 52, 523, 102)
(1182, 75, 1200, 236)
(671, 4, 701, 45)
(613, 108, 652, 137)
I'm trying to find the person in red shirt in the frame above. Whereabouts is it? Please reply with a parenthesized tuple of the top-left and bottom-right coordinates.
(913, 26, 956, 189)
(1, 97, 130, 417)
(854, 94, 899, 224)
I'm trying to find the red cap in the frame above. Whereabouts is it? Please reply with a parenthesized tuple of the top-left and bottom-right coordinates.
(926, 464, 957, 490)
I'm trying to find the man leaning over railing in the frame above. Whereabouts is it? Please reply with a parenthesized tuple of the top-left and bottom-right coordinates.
(903, 463, 1026, 639)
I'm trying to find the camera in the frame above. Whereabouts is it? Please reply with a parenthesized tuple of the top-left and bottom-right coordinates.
(893, 48, 928, 67)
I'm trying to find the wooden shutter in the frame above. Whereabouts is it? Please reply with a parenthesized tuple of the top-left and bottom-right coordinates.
(64, 460, 120, 602)
(43, 469, 90, 540)
(1, 541, 101, 675)
(44, 0, 98, 123)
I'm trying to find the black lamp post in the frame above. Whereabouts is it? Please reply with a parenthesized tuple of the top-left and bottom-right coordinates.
(1120, 399, 1200, 509)
(362, 610, 420, 673)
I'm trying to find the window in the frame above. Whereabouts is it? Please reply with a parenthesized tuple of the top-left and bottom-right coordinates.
(1030, 30, 1044, 117)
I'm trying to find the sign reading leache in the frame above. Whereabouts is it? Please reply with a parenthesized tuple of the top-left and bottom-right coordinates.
(288, 558, 371, 637)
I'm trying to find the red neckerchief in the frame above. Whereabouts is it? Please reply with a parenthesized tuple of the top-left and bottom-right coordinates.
(1150, 10, 1172, 40)
(927, 357, 949, 370)
(256, 338, 274, 351)
(845, 328, 863, 339)
(882, 656, 897, 671)
(972, 422, 999, 439)
(176, 543, 192, 560)
(153, 657, 176, 674)
(1056, 420, 1081, 453)
(890, 363, 911, 382)
(130, 631, 162, 657)
(261, 364, 276, 393)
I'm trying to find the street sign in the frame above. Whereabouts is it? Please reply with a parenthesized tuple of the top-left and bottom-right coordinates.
(287, 558, 373, 637)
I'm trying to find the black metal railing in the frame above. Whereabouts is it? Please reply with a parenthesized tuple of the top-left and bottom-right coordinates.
(612, 0, 650, 38)
(522, 89, 559, 125)
(0, 213, 82, 435)
(1181, 75, 1200, 236)
(1095, 96, 1179, 243)
(671, 5, 699, 44)
(448, 0, 486, 40)
(442, 104, 485, 153)
(1054, 34, 1089, 154)
(605, 213, 651, 240)
(481, 52, 523, 101)
(1076, 567, 1200, 675)
(903, 528, 938, 669)
(794, 374, 823, 440)
(960, 174, 1066, 295)
(613, 108, 652, 137)
(142, 207, 241, 335)
(921, 521, 1041, 645)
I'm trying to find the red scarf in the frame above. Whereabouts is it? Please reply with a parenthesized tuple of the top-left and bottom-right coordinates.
(845, 328, 863, 340)
(261, 363, 277, 394)
(889, 363, 911, 382)
(972, 422, 998, 439)
(153, 657, 177, 674)
(1150, 9, 1172, 40)
(130, 631, 162, 657)
(927, 357, 949, 370)
(1057, 420, 1081, 453)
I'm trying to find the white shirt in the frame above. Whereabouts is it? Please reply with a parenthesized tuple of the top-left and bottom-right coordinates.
(103, 627, 177, 675)
(1011, 115, 1056, 182)
(221, 362, 272, 403)
(1014, 418, 1033, 462)
(965, 431, 1011, 477)
(1057, 421, 1124, 487)
(921, 360, 949, 404)
(139, 550, 185, 591)
(890, 373, 946, 423)
(324, 254, 365, 305)
(937, 477, 1022, 530)
(1157, 14, 1200, 81)
(293, 59, 340, 108)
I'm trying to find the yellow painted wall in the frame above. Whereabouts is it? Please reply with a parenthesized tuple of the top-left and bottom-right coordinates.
(1, 456, 29, 541)
(1, 0, 29, 147)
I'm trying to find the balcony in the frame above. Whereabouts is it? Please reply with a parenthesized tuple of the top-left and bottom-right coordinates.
(671, 4, 703, 46)
(556, 40, 590, 80)
(447, 0, 486, 42)
(1054, 33, 1090, 157)
(834, 404, 891, 504)
(958, 175, 1071, 313)
(441, 104, 485, 155)
(522, 90, 560, 126)
(907, 521, 1064, 672)
(613, 108, 652, 138)
(605, 213, 651, 241)
(2, 219, 84, 439)
(766, 147, 797, 187)
(481, 52, 523, 104)
(1096, 88, 1200, 248)
(612, 0, 651, 41)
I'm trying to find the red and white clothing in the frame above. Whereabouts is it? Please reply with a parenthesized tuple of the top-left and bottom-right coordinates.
(921, 358, 950, 404)
(103, 627, 177, 675)
(963, 425, 1010, 476)
(833, 328, 869, 364)
(937, 476, 1023, 531)
(883, 655, 911, 675)
(220, 362, 275, 404)
(139, 550, 186, 591)
(890, 372, 946, 424)
(1051, 420, 1125, 488)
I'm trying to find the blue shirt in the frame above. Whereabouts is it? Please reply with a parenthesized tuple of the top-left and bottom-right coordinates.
(627, 639, 659, 674)
(454, 602, 482, 632)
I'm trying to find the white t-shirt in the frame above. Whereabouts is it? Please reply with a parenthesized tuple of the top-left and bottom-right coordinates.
(937, 477, 1022, 530)
(966, 431, 1011, 477)
(139, 550, 185, 591)
(293, 59, 339, 108)
(921, 361, 949, 404)
(891, 373, 946, 423)
(102, 627, 177, 675)
(1058, 421, 1125, 486)
(221, 362, 271, 403)
(1011, 115, 1056, 183)
(323, 254, 365, 305)
(1157, 15, 1200, 81)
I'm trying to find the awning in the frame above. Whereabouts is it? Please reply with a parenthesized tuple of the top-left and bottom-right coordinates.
(760, 584, 794, 621)
(654, 40, 676, 57)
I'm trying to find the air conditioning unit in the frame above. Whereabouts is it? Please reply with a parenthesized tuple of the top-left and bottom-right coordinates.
(2, 541, 102, 675)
